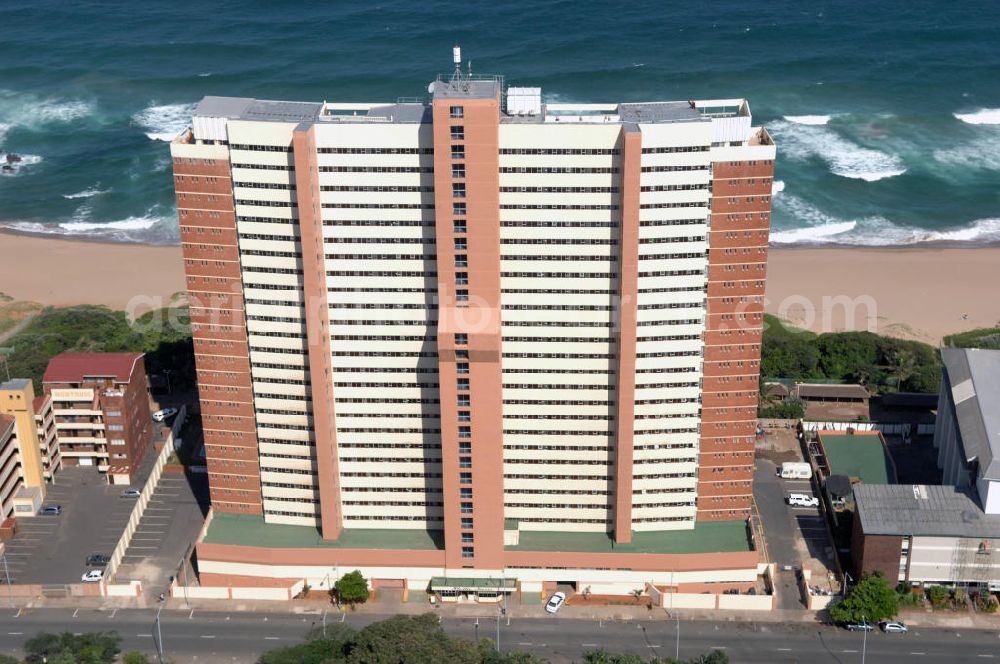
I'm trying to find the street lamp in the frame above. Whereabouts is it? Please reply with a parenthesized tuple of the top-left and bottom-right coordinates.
(153, 593, 167, 664)
(674, 612, 680, 661)
(861, 613, 868, 664)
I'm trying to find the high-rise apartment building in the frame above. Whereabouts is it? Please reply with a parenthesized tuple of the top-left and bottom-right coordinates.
(173, 56, 775, 598)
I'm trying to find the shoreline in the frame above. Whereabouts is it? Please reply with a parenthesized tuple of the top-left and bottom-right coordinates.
(2, 231, 998, 344)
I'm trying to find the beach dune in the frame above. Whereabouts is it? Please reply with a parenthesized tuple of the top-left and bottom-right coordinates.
(1, 234, 998, 344)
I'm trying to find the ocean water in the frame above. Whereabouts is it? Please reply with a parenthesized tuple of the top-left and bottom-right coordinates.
(1, 0, 999, 245)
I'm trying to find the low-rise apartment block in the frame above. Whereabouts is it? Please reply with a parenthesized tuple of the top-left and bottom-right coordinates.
(0, 379, 49, 519)
(42, 352, 152, 485)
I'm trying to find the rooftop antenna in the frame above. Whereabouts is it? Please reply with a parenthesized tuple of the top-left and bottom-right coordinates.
(451, 44, 463, 84)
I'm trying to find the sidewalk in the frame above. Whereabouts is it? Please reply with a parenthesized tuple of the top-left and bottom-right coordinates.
(12, 593, 1000, 632)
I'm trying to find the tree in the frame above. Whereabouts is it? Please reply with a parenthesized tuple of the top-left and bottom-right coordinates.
(257, 625, 354, 664)
(123, 653, 154, 664)
(334, 570, 370, 606)
(346, 613, 479, 664)
(0, 655, 19, 664)
(829, 573, 899, 624)
(23, 631, 122, 664)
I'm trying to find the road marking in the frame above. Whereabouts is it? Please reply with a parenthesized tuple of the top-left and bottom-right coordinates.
(109, 609, 117, 619)
(7, 632, 22, 636)
(189, 610, 195, 619)
(137, 633, 152, 638)
(843, 650, 858, 653)
(518, 642, 532, 646)
(910, 653, 925, 656)
(14, 609, 21, 618)
(200, 635, 216, 639)
(582, 643, 598, 647)
(977, 655, 994, 659)
(72, 609, 79, 618)
(264, 636, 280, 640)
(776, 648, 791, 652)
(710, 646, 726, 649)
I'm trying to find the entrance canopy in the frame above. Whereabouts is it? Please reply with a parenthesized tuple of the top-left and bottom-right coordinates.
(430, 577, 516, 593)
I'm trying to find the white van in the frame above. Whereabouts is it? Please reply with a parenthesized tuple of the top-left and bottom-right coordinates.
(778, 462, 812, 479)
(787, 493, 819, 507)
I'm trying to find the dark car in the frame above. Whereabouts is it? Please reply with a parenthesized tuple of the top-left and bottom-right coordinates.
(39, 505, 62, 516)
(844, 622, 875, 632)
(86, 554, 111, 567)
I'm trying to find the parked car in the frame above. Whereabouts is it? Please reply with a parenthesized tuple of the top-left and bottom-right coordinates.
(121, 488, 141, 498)
(81, 569, 104, 583)
(787, 493, 820, 507)
(880, 621, 908, 633)
(152, 407, 178, 422)
(38, 505, 62, 516)
(85, 553, 111, 567)
(844, 622, 874, 632)
(545, 591, 566, 614)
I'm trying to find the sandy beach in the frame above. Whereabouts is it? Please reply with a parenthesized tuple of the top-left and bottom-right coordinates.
(0, 233, 186, 313)
(1, 233, 997, 344)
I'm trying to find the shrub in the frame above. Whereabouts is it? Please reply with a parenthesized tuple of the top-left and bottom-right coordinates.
(927, 585, 950, 609)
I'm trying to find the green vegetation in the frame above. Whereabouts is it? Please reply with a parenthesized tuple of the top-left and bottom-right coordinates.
(1, 304, 191, 392)
(895, 583, 923, 608)
(22, 631, 122, 663)
(829, 573, 899, 624)
(0, 298, 43, 338)
(761, 314, 941, 394)
(256, 615, 727, 664)
(927, 584, 951, 609)
(334, 570, 370, 606)
(943, 326, 1000, 350)
(758, 395, 805, 419)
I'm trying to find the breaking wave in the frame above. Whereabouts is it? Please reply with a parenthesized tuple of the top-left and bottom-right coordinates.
(131, 102, 196, 141)
(769, 119, 906, 182)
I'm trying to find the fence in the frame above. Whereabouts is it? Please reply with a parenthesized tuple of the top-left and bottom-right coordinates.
(105, 405, 186, 586)
(802, 420, 934, 436)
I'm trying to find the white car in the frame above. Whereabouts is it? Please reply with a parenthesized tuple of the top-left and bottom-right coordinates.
(121, 488, 141, 499)
(545, 591, 566, 613)
(81, 569, 104, 583)
(152, 407, 178, 422)
(880, 620, 908, 633)
(787, 493, 820, 507)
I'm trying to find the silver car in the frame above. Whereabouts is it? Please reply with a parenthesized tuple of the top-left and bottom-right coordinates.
(880, 621, 908, 633)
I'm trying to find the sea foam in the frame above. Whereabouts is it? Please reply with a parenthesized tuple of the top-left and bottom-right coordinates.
(63, 187, 111, 199)
(0, 153, 43, 176)
(954, 108, 1000, 125)
(770, 119, 906, 182)
(132, 102, 197, 141)
(771, 180, 785, 195)
(783, 115, 832, 125)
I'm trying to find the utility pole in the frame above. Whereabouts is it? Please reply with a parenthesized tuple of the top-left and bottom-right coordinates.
(153, 594, 166, 664)
(322, 608, 328, 638)
(675, 612, 680, 661)
(861, 613, 868, 664)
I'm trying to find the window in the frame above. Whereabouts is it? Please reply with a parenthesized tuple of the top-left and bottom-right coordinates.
(461, 517, 473, 528)
(462, 547, 474, 558)
(458, 411, 471, 423)
(456, 333, 468, 345)
(457, 378, 470, 390)
(456, 271, 469, 285)
(105, 410, 122, 417)
(461, 503, 473, 515)
(451, 145, 465, 159)
(451, 125, 464, 140)
(457, 395, 471, 407)
(458, 426, 472, 439)
(461, 532, 474, 542)
(454, 238, 467, 251)
(460, 488, 473, 499)
(452, 183, 466, 198)
(456, 350, 469, 359)
(456, 289, 469, 302)
(450, 106, 464, 118)
(110, 438, 126, 446)
(458, 441, 472, 453)
(460, 473, 472, 485)
(455, 254, 468, 268)
(452, 164, 466, 179)
(454, 221, 467, 234)
(453, 202, 466, 216)
(459, 457, 472, 468)
(108, 424, 124, 431)
(112, 453, 127, 460)
(457, 362, 470, 374)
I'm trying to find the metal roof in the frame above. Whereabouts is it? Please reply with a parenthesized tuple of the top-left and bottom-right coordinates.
(796, 383, 869, 400)
(194, 96, 322, 123)
(942, 348, 1000, 480)
(0, 378, 31, 391)
(855, 483, 1000, 539)
(619, 101, 703, 124)
(42, 352, 145, 384)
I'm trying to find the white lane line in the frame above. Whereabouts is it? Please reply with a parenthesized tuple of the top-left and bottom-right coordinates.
(7, 632, 22, 635)
(109, 609, 117, 619)
(776, 648, 792, 652)
(72, 609, 79, 618)
(582, 643, 598, 647)
(843, 650, 858, 653)
(264, 636, 281, 640)
(709, 646, 727, 650)
(137, 633, 152, 638)
(910, 653, 925, 656)
(518, 642, 533, 646)
(200, 635, 216, 639)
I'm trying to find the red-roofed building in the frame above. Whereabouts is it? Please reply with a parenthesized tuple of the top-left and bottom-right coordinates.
(43, 352, 152, 484)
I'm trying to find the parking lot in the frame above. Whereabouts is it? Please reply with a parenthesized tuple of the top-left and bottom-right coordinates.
(114, 470, 208, 599)
(0, 467, 137, 584)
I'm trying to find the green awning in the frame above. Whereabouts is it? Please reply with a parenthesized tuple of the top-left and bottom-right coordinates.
(430, 577, 516, 592)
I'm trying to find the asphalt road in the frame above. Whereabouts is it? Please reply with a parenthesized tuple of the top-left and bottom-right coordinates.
(0, 608, 997, 663)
